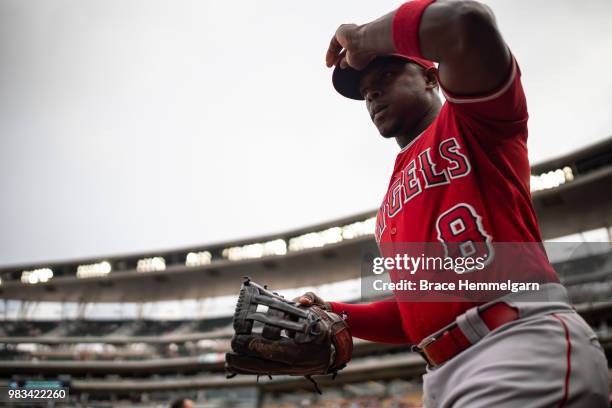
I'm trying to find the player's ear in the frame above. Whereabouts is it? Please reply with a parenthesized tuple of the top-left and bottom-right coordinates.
(424, 67, 439, 90)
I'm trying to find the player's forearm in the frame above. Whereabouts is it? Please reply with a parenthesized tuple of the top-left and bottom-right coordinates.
(358, 1, 496, 61)
(328, 298, 410, 344)
(355, 11, 396, 60)
(357, 0, 510, 95)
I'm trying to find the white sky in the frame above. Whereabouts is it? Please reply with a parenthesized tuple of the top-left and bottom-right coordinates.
(1, 0, 611, 267)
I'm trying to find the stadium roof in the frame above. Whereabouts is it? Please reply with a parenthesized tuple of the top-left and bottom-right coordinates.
(2, 136, 612, 302)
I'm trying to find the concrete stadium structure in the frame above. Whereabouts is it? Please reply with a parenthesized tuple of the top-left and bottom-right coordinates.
(1, 136, 611, 406)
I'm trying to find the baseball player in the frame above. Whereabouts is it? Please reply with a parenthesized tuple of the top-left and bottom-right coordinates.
(297, 0, 610, 406)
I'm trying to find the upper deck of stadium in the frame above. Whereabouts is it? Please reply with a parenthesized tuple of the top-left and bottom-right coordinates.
(1, 136, 611, 302)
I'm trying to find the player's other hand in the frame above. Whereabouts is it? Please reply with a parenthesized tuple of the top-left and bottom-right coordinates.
(294, 291, 331, 311)
(326, 24, 375, 70)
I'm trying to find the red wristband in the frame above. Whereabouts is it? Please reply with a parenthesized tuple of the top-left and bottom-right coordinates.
(392, 0, 435, 58)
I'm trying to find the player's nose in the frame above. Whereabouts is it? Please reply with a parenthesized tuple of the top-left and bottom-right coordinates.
(365, 88, 382, 103)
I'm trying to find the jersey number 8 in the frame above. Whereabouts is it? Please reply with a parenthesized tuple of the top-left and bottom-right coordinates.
(436, 203, 493, 272)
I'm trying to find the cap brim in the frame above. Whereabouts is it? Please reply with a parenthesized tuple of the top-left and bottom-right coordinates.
(332, 65, 365, 100)
(332, 54, 436, 101)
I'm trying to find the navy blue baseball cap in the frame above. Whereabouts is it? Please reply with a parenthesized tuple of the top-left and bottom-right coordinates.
(332, 53, 435, 100)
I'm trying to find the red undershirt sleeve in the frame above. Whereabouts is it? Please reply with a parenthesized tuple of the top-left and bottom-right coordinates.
(328, 298, 410, 344)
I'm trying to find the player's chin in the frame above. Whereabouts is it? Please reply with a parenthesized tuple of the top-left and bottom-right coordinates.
(374, 118, 399, 138)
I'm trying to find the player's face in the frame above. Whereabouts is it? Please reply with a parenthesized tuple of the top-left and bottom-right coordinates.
(359, 60, 434, 138)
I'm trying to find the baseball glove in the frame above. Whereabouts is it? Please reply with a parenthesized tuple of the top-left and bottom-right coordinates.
(225, 278, 353, 392)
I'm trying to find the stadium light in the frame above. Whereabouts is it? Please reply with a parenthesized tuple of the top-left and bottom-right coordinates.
(288, 217, 376, 252)
(288, 227, 343, 251)
(341, 217, 376, 239)
(20, 268, 53, 284)
(76, 261, 112, 278)
(136, 257, 166, 272)
(185, 251, 212, 267)
(531, 166, 574, 192)
(222, 239, 287, 261)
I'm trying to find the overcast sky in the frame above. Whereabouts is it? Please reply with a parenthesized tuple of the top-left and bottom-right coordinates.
(1, 0, 611, 267)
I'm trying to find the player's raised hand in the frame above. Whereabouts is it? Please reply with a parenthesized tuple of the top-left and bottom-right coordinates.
(326, 24, 375, 70)
(326, 11, 397, 71)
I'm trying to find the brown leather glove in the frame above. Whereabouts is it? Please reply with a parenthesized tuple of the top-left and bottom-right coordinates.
(225, 280, 352, 388)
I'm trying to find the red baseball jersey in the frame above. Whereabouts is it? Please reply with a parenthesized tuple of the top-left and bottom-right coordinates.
(373, 56, 559, 343)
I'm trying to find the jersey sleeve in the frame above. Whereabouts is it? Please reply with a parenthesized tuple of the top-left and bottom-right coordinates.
(439, 54, 529, 138)
(328, 298, 410, 344)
